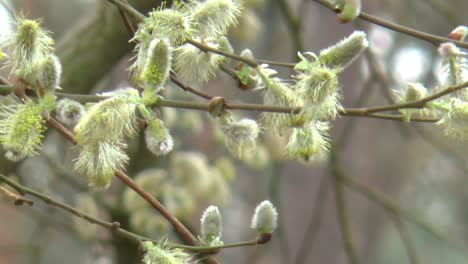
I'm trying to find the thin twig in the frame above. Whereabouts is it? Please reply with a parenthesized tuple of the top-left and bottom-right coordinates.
(294, 173, 329, 264)
(105, 0, 145, 21)
(269, 162, 291, 263)
(170, 74, 214, 100)
(0, 81, 444, 123)
(330, 147, 359, 264)
(312, 0, 468, 49)
(389, 213, 421, 264)
(0, 173, 148, 243)
(0, 173, 273, 254)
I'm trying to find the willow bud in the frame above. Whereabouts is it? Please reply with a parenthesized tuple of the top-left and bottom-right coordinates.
(38, 54, 62, 91)
(56, 98, 85, 126)
(221, 116, 260, 157)
(145, 118, 174, 156)
(200, 205, 223, 246)
(319, 30, 368, 70)
(251, 200, 278, 234)
(448, 26, 468, 41)
(336, 0, 361, 23)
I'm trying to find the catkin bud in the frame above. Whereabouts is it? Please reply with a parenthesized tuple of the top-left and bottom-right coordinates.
(74, 141, 129, 188)
(256, 64, 296, 132)
(37, 54, 61, 91)
(145, 118, 174, 156)
(73, 89, 139, 188)
(142, 241, 191, 264)
(294, 62, 341, 120)
(396, 83, 429, 122)
(221, 116, 260, 157)
(200, 205, 223, 246)
(235, 49, 259, 90)
(140, 38, 172, 91)
(74, 88, 141, 143)
(173, 40, 224, 84)
(5, 17, 54, 81)
(336, 0, 361, 23)
(142, 3, 192, 46)
(190, 0, 242, 38)
(437, 43, 467, 99)
(0, 97, 45, 159)
(319, 31, 368, 70)
(448, 26, 468, 41)
(286, 121, 330, 160)
(437, 99, 468, 141)
(251, 200, 278, 234)
(56, 98, 85, 126)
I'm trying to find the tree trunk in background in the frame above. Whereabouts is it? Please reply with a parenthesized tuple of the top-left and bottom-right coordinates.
(57, 0, 157, 94)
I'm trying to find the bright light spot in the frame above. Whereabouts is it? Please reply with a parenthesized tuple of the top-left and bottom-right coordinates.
(392, 46, 431, 84)
(369, 26, 394, 57)
(0, 4, 12, 39)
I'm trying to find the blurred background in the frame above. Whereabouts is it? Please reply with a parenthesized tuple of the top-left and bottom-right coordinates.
(0, 0, 467, 263)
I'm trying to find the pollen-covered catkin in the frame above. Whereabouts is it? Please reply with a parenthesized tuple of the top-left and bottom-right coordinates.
(190, 0, 242, 38)
(3, 18, 54, 82)
(437, 99, 468, 141)
(0, 97, 46, 160)
(140, 38, 172, 91)
(142, 241, 191, 264)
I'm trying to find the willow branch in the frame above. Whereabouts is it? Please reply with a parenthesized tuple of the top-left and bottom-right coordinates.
(0, 173, 149, 243)
(53, 91, 443, 122)
(170, 74, 214, 100)
(44, 117, 203, 250)
(186, 38, 260, 68)
(105, 0, 145, 21)
(0, 173, 273, 256)
(0, 185, 34, 206)
(312, 0, 468, 49)
(171, 234, 272, 252)
(358, 81, 468, 114)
